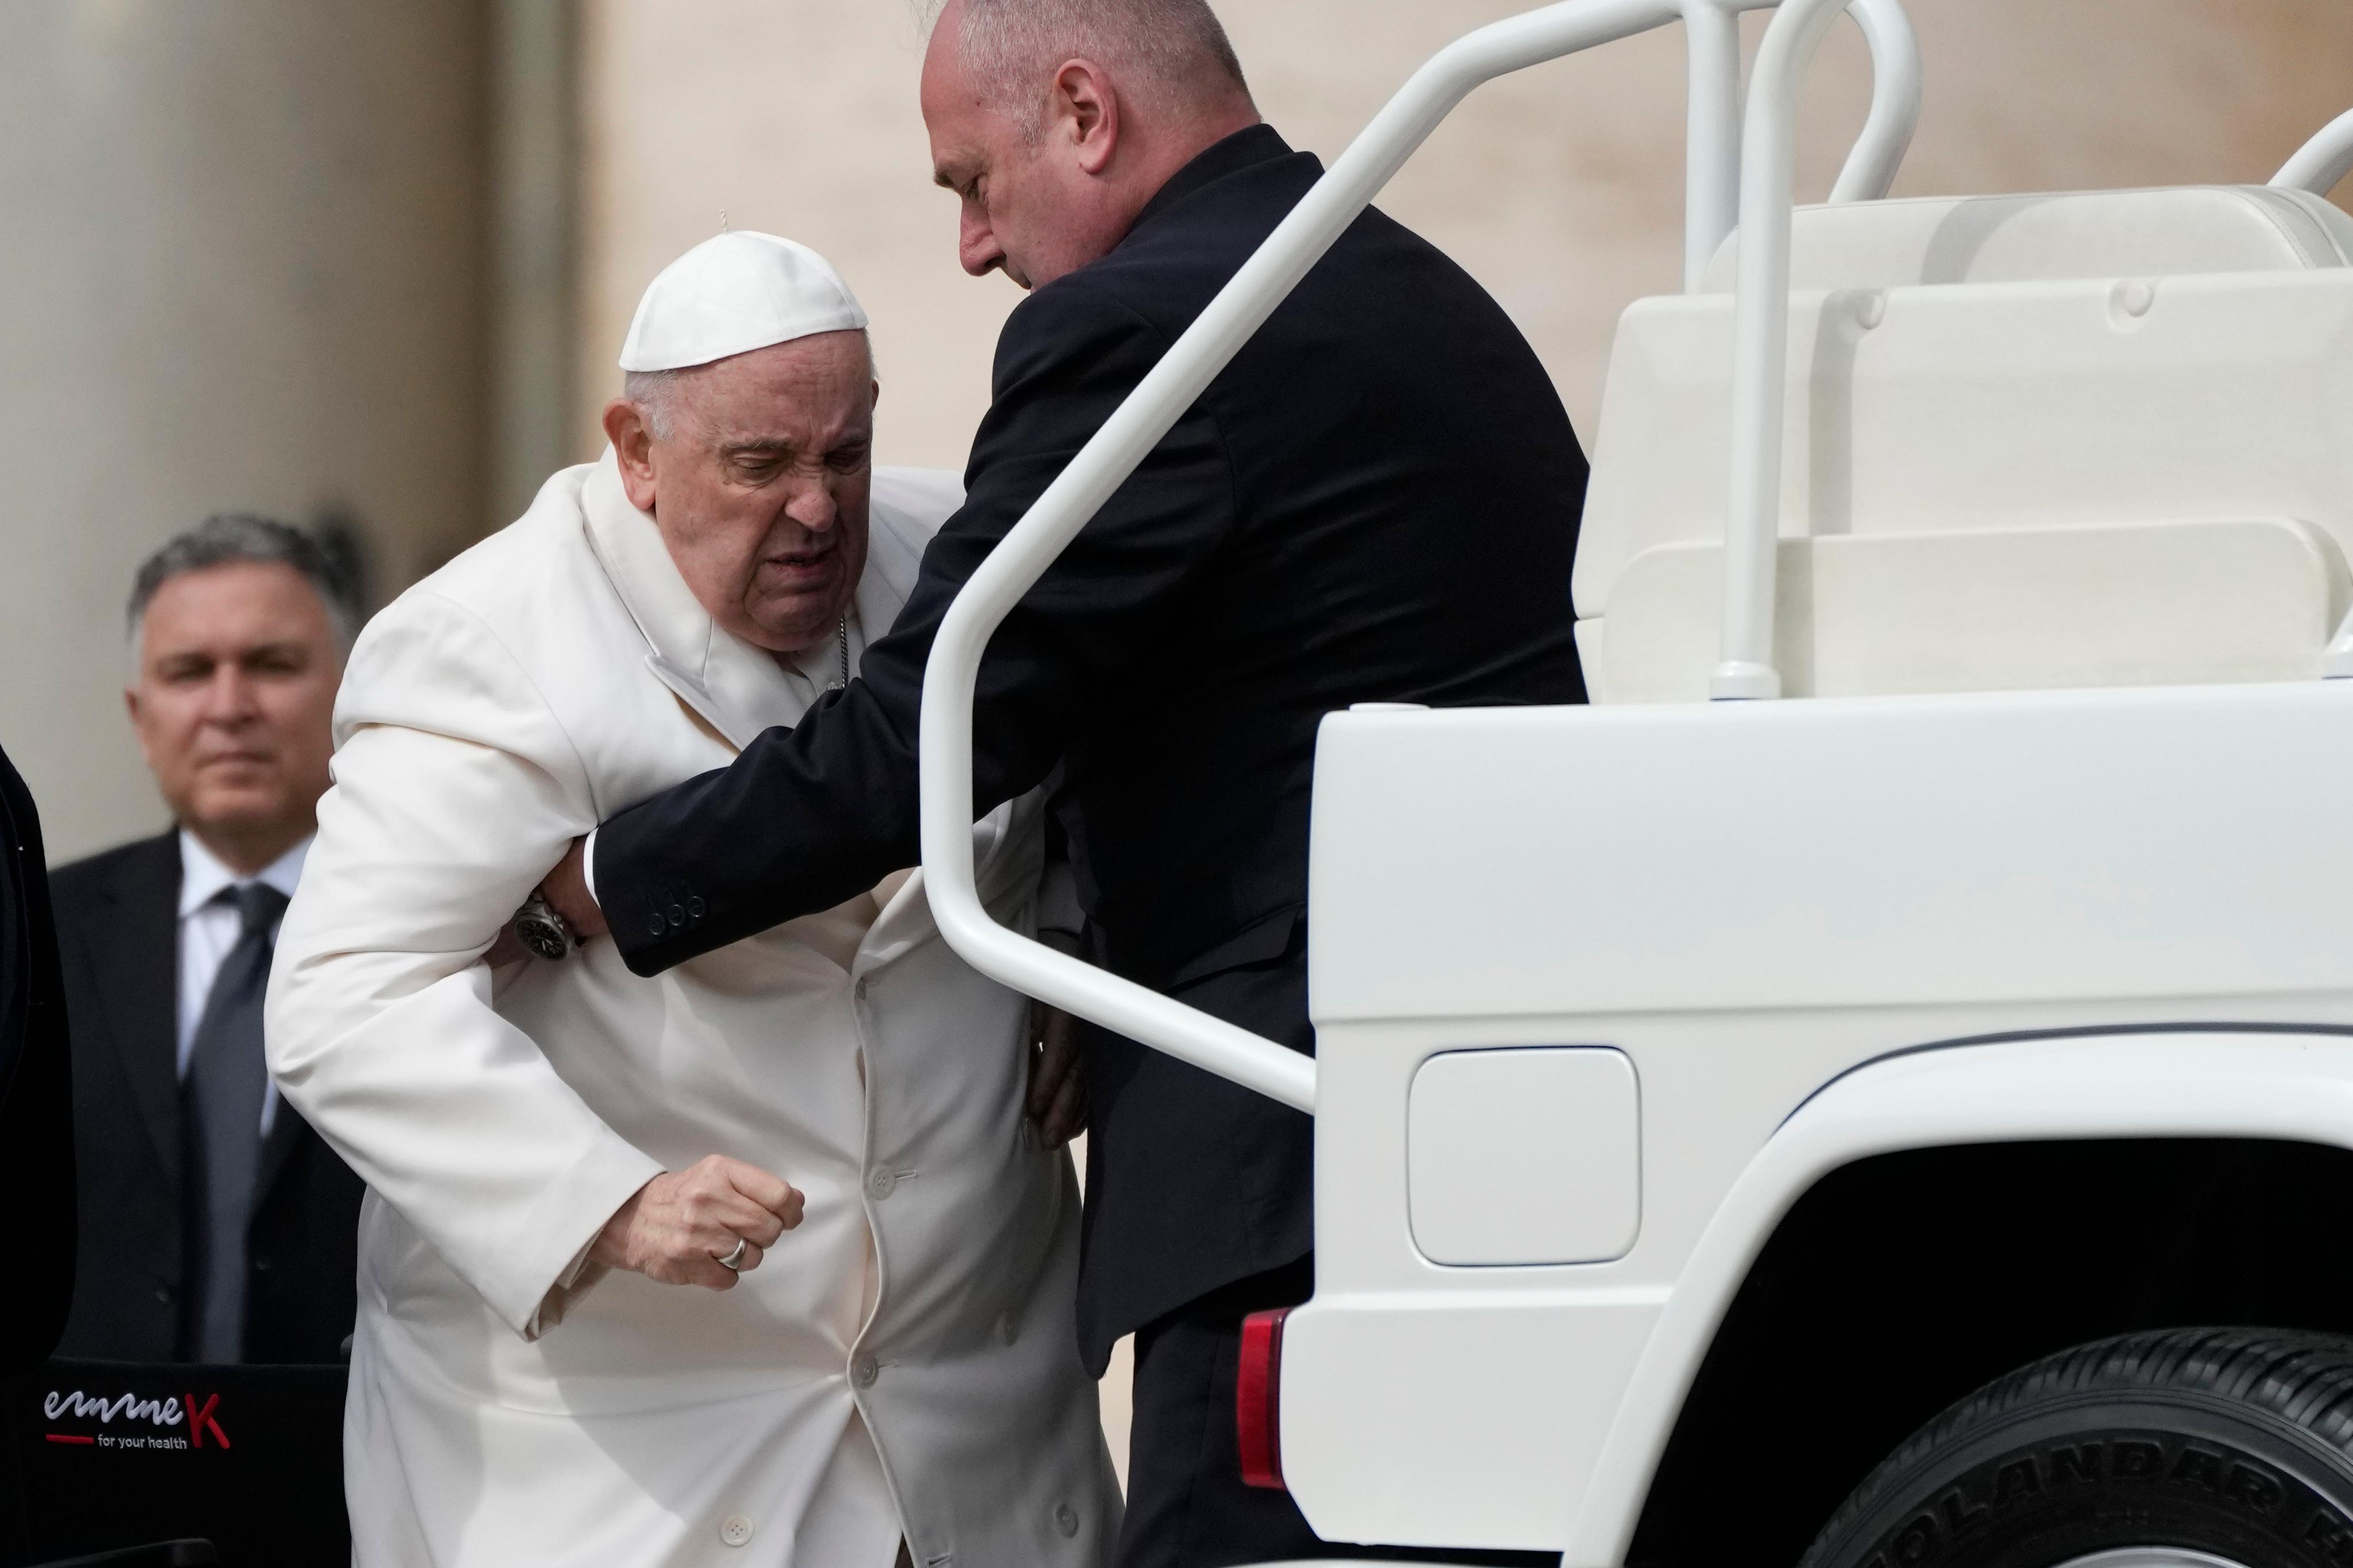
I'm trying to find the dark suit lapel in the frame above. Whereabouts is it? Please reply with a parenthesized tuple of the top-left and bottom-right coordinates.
(87, 833, 183, 1174)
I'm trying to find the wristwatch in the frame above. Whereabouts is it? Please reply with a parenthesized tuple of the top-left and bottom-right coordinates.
(512, 890, 573, 962)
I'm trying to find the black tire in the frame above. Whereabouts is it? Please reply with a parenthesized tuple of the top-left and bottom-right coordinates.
(1797, 1328, 2353, 1568)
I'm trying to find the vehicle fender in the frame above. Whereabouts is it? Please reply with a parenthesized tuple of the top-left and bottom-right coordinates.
(1563, 1028, 2353, 1567)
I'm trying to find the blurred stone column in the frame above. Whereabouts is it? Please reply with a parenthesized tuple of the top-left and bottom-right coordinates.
(0, 0, 491, 861)
(492, 0, 580, 527)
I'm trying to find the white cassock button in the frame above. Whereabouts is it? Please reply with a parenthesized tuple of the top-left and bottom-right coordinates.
(867, 1168, 896, 1200)
(720, 1514, 755, 1547)
(1055, 1503, 1080, 1537)
(852, 1352, 879, 1387)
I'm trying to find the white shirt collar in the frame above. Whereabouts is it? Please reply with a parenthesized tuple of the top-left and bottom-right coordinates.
(178, 829, 312, 919)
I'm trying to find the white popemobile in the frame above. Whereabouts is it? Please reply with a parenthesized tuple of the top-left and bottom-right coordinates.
(923, 2, 2353, 1566)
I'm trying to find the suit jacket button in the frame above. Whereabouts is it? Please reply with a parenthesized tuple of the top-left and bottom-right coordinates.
(867, 1168, 896, 1200)
(998, 1312, 1019, 1345)
(688, 896, 706, 917)
(852, 1352, 879, 1387)
(648, 915, 665, 937)
(719, 1513, 754, 1547)
(154, 1287, 173, 1306)
(667, 904, 685, 927)
(1055, 1503, 1080, 1537)
(253, 1256, 271, 1273)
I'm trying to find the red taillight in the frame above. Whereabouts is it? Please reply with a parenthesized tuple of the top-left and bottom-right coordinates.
(1236, 1306, 1292, 1490)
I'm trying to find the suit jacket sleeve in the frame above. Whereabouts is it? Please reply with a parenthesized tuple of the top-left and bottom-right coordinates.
(598, 277, 1240, 976)
(266, 593, 666, 1339)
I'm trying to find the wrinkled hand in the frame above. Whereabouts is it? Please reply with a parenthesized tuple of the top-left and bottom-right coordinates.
(1026, 1002, 1087, 1150)
(589, 1155, 804, 1291)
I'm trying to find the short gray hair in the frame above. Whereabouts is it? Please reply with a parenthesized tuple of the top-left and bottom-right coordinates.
(127, 513, 361, 656)
(954, 0, 1250, 137)
(623, 366, 690, 441)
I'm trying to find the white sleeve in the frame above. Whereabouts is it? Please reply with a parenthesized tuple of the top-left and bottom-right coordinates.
(266, 591, 662, 1340)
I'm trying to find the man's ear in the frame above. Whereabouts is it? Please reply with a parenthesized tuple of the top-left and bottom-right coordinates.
(1052, 59, 1120, 176)
(603, 398, 661, 512)
(123, 686, 158, 775)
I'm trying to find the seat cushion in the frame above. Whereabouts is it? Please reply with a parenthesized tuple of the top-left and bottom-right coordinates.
(1585, 518, 2350, 703)
(1701, 185, 2353, 292)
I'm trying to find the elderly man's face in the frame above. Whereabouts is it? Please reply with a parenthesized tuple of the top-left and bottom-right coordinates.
(127, 562, 342, 871)
(608, 332, 875, 655)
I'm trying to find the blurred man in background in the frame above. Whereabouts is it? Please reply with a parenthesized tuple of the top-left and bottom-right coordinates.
(48, 515, 364, 1365)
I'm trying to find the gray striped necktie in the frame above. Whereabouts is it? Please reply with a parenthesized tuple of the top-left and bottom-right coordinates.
(183, 880, 289, 1363)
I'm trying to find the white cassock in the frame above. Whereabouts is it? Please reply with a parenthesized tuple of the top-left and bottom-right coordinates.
(266, 449, 1121, 1567)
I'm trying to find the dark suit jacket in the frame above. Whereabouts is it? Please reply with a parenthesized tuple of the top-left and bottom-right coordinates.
(594, 124, 1587, 1368)
(48, 831, 362, 1364)
(0, 744, 75, 1375)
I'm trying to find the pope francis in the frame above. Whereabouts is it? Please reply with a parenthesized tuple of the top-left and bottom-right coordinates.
(265, 234, 1120, 1567)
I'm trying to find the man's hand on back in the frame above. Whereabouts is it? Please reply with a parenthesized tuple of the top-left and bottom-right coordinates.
(1027, 1002, 1088, 1150)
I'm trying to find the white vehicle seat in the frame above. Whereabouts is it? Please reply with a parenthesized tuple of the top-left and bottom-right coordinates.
(1577, 185, 2353, 703)
(1699, 185, 2353, 292)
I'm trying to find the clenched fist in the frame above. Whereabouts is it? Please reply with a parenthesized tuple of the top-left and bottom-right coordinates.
(590, 1155, 805, 1291)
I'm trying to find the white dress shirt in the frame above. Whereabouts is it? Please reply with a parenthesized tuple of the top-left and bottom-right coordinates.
(178, 830, 309, 1136)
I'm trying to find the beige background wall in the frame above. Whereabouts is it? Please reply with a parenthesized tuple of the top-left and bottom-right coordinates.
(0, 0, 490, 863)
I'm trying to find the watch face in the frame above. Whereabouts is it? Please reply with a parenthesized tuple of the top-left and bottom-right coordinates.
(517, 914, 570, 962)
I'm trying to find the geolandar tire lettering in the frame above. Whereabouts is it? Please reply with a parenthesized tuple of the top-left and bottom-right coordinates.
(1800, 1329, 2353, 1568)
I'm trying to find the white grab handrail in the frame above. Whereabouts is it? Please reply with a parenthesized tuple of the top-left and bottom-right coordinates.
(1680, 0, 1923, 289)
(1829, 0, 1921, 205)
(2273, 106, 2353, 196)
(1709, 0, 1870, 699)
(918, 0, 1919, 1115)
(1694, 0, 1929, 287)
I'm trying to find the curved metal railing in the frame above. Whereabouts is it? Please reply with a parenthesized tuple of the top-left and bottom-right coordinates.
(1709, 0, 1869, 699)
(917, 0, 1921, 1114)
(1683, 0, 1922, 287)
(2273, 106, 2353, 197)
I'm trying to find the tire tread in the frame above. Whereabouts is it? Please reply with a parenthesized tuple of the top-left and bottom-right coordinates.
(1799, 1327, 2353, 1568)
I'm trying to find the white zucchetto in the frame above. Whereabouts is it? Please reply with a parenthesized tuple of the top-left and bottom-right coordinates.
(616, 231, 869, 373)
